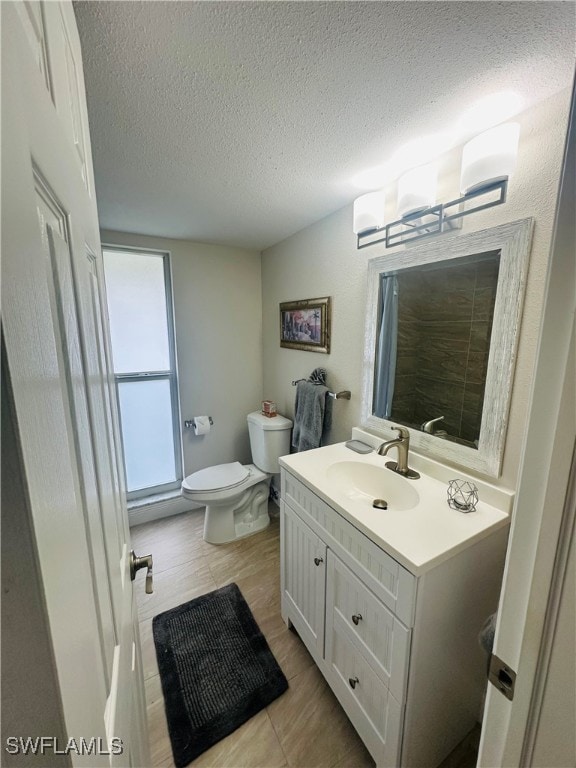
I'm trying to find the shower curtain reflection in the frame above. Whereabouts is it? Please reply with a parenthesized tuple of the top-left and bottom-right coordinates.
(373, 274, 398, 419)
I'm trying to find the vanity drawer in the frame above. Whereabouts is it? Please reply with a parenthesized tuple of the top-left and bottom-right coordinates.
(282, 470, 416, 626)
(325, 616, 404, 767)
(326, 551, 411, 703)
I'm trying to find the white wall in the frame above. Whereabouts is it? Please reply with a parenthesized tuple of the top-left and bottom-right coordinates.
(100, 230, 263, 480)
(261, 87, 573, 491)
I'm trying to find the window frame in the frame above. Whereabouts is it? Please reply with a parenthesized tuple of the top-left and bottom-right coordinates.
(102, 244, 182, 500)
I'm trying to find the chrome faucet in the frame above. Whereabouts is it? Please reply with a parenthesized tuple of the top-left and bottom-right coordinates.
(377, 426, 420, 479)
(421, 416, 445, 434)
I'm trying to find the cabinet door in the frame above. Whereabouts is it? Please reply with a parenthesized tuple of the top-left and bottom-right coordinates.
(281, 501, 327, 658)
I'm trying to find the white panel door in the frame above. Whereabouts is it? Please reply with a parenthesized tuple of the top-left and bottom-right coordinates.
(478, 83, 575, 767)
(2, 2, 149, 765)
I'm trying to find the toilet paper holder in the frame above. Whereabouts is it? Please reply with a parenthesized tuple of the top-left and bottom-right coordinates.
(184, 416, 214, 429)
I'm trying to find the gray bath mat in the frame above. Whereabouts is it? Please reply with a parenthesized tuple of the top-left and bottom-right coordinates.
(152, 583, 288, 767)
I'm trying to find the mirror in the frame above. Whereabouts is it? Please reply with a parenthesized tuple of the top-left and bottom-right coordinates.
(374, 250, 500, 448)
(361, 218, 534, 477)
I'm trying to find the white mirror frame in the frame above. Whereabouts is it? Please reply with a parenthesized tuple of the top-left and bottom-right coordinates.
(361, 218, 534, 477)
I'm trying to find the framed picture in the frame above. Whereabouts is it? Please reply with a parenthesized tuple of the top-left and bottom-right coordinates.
(279, 296, 331, 354)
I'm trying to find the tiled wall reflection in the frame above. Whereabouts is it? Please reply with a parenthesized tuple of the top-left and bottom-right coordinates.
(391, 251, 500, 445)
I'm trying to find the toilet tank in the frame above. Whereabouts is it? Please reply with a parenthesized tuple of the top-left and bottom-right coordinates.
(247, 411, 292, 473)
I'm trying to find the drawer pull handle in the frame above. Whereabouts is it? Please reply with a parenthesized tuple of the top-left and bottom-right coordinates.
(313, 557, 324, 566)
(351, 613, 363, 625)
(349, 676, 359, 690)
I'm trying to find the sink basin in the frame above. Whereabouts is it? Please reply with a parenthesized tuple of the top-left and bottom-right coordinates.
(326, 461, 420, 511)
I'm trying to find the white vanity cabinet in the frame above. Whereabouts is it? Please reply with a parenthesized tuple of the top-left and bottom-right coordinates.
(280, 467, 508, 768)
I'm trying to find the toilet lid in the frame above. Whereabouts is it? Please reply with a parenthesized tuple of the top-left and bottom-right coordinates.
(182, 462, 250, 492)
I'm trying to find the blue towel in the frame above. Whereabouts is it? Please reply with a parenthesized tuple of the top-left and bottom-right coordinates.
(292, 372, 332, 452)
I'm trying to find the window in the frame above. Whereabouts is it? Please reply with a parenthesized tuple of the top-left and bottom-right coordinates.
(102, 246, 181, 499)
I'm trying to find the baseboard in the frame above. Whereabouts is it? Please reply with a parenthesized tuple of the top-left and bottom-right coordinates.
(128, 483, 280, 527)
(128, 494, 202, 527)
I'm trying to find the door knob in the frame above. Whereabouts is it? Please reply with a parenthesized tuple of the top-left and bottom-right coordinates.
(351, 613, 363, 625)
(130, 550, 153, 594)
(349, 676, 359, 690)
(313, 556, 324, 566)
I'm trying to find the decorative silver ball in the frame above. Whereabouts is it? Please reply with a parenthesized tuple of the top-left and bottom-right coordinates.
(447, 479, 479, 513)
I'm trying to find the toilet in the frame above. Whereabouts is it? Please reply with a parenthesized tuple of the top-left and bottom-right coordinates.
(181, 411, 292, 544)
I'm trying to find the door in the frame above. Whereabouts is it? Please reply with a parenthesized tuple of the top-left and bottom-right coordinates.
(1, 2, 149, 765)
(281, 501, 327, 656)
(478, 81, 575, 766)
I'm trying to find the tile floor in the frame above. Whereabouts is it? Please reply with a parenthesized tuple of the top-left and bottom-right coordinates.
(131, 504, 480, 768)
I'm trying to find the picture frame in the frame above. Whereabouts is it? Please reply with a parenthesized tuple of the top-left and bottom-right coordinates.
(279, 296, 331, 354)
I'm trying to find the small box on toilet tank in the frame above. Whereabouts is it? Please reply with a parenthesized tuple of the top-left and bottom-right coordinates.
(261, 400, 277, 417)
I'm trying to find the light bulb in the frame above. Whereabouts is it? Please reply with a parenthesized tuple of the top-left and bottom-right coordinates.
(397, 163, 438, 218)
(353, 191, 386, 234)
(461, 123, 520, 194)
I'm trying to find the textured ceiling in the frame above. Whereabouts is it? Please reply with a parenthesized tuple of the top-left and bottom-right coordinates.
(74, 1, 575, 250)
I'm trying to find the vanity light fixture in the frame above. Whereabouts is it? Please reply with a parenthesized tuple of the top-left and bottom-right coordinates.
(355, 123, 520, 250)
(353, 190, 386, 235)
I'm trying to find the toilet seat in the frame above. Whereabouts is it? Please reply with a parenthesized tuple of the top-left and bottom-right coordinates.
(182, 462, 250, 494)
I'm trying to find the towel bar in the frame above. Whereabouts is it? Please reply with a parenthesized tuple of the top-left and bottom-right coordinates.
(291, 380, 351, 400)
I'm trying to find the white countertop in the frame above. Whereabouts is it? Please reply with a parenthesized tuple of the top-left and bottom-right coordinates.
(279, 442, 510, 576)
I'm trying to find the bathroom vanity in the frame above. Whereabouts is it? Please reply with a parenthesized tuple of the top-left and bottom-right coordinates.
(279, 439, 511, 768)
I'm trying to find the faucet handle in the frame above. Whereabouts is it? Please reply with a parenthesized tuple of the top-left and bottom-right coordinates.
(392, 425, 410, 439)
